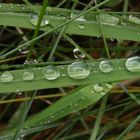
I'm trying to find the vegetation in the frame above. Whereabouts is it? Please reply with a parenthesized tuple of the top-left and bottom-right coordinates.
(0, 0, 140, 139)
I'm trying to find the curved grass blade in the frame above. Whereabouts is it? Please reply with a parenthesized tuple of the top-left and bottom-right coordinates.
(0, 4, 140, 42)
(0, 82, 115, 139)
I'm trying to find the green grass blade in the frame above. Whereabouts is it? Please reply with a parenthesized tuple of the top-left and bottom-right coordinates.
(0, 58, 139, 93)
(0, 82, 115, 139)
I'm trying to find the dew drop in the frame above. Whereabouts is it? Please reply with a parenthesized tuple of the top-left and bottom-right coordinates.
(99, 60, 113, 73)
(16, 89, 22, 95)
(47, 120, 51, 123)
(100, 92, 106, 95)
(129, 15, 140, 24)
(93, 84, 103, 92)
(73, 48, 85, 59)
(30, 14, 49, 27)
(74, 103, 78, 106)
(125, 56, 140, 72)
(78, 24, 85, 30)
(0, 71, 13, 83)
(105, 83, 113, 89)
(67, 61, 90, 79)
(24, 59, 38, 64)
(18, 45, 29, 54)
(42, 65, 60, 80)
(81, 96, 86, 100)
(99, 14, 119, 25)
(22, 69, 34, 81)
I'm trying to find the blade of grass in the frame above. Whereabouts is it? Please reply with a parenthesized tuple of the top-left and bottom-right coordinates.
(90, 94, 108, 140)
(0, 0, 122, 59)
(28, 0, 48, 58)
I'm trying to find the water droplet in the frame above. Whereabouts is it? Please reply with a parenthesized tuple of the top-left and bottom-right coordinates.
(42, 65, 60, 80)
(67, 61, 90, 79)
(106, 83, 113, 89)
(24, 59, 38, 64)
(30, 14, 49, 27)
(93, 84, 103, 92)
(0, 71, 13, 83)
(99, 60, 113, 73)
(74, 103, 78, 106)
(18, 45, 29, 54)
(91, 90, 95, 94)
(81, 96, 86, 100)
(100, 92, 106, 95)
(22, 69, 34, 81)
(129, 15, 140, 24)
(125, 56, 140, 72)
(47, 120, 51, 123)
(110, 38, 115, 42)
(70, 13, 86, 21)
(73, 48, 85, 59)
(16, 89, 22, 95)
(78, 24, 85, 29)
(99, 14, 119, 25)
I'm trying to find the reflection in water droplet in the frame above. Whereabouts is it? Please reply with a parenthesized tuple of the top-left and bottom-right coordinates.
(99, 60, 113, 73)
(93, 84, 103, 92)
(78, 24, 85, 29)
(129, 15, 140, 24)
(125, 56, 140, 72)
(30, 14, 49, 27)
(99, 14, 119, 25)
(73, 48, 85, 59)
(67, 61, 90, 79)
(0, 71, 13, 83)
(42, 65, 60, 80)
(22, 69, 34, 81)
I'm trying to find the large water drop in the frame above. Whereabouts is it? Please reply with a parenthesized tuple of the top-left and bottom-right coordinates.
(0, 71, 13, 83)
(125, 56, 140, 72)
(22, 69, 34, 81)
(42, 65, 60, 80)
(129, 15, 140, 24)
(30, 14, 49, 27)
(99, 14, 119, 25)
(93, 84, 103, 92)
(99, 60, 113, 73)
(67, 61, 90, 79)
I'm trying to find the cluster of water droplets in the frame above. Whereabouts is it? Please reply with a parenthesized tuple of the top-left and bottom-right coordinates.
(37, 96, 87, 125)
(0, 56, 139, 84)
(91, 82, 114, 96)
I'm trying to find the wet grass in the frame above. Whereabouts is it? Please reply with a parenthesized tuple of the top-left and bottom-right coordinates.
(0, 0, 140, 140)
